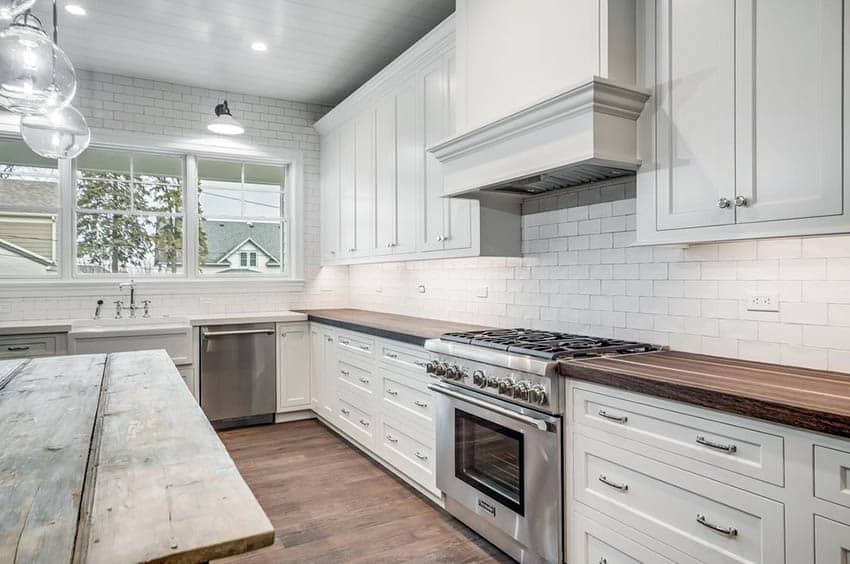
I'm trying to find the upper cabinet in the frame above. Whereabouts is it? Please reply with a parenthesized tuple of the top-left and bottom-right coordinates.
(637, 0, 850, 244)
(314, 15, 521, 266)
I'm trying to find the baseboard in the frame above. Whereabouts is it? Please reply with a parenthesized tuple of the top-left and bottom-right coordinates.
(274, 410, 316, 423)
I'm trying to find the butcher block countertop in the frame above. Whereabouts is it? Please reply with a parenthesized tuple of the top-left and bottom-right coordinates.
(300, 308, 490, 345)
(562, 350, 850, 438)
(0, 350, 273, 564)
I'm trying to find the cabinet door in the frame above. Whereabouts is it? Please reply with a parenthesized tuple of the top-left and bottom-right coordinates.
(278, 323, 310, 410)
(422, 57, 449, 252)
(735, 0, 844, 223)
(395, 79, 421, 255)
(321, 331, 338, 418)
(339, 120, 357, 258)
(354, 110, 376, 258)
(655, 0, 736, 230)
(374, 95, 397, 256)
(320, 132, 340, 261)
(441, 54, 473, 251)
(814, 516, 850, 563)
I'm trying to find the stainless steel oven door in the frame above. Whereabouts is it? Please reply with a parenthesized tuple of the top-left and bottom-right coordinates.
(429, 381, 562, 564)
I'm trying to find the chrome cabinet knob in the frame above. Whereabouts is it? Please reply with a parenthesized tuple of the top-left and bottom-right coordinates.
(734, 195, 749, 207)
(717, 197, 731, 209)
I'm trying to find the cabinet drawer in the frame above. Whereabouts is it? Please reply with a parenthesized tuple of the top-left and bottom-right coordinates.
(380, 342, 429, 374)
(571, 512, 698, 564)
(380, 419, 435, 490)
(574, 434, 785, 564)
(337, 360, 376, 398)
(574, 386, 784, 486)
(814, 445, 850, 511)
(381, 369, 434, 428)
(337, 332, 374, 358)
(0, 334, 61, 359)
(337, 397, 374, 447)
(814, 516, 850, 563)
(73, 328, 192, 365)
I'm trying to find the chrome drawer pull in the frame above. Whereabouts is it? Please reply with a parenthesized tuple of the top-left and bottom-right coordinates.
(358, 377, 370, 384)
(340, 339, 350, 345)
(696, 436, 737, 454)
(340, 370, 349, 376)
(385, 434, 398, 443)
(359, 419, 370, 427)
(599, 559, 607, 564)
(359, 345, 370, 351)
(413, 400, 428, 408)
(386, 389, 399, 396)
(598, 410, 628, 424)
(341, 408, 350, 415)
(6, 345, 31, 351)
(696, 514, 738, 537)
(386, 352, 399, 359)
(326, 336, 333, 343)
(414, 451, 428, 461)
(598, 474, 628, 492)
(414, 360, 426, 368)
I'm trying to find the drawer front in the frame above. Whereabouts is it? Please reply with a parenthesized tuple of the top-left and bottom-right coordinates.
(574, 434, 785, 564)
(814, 445, 850, 511)
(571, 512, 696, 564)
(814, 516, 850, 564)
(337, 360, 376, 398)
(337, 397, 374, 447)
(73, 330, 192, 365)
(380, 418, 435, 490)
(381, 369, 434, 428)
(337, 331, 374, 359)
(0, 334, 59, 359)
(574, 387, 785, 486)
(380, 341, 429, 374)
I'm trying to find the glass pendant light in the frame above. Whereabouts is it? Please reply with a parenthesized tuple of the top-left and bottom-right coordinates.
(20, 104, 90, 158)
(0, 0, 36, 21)
(207, 100, 244, 135)
(0, 12, 76, 114)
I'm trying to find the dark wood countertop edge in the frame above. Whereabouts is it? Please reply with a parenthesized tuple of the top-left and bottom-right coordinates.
(562, 362, 850, 439)
(304, 313, 429, 346)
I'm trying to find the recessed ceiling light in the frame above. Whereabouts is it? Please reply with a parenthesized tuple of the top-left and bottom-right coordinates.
(250, 42, 268, 52)
(64, 4, 87, 15)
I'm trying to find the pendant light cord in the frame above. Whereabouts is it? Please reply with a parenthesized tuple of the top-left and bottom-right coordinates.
(52, 0, 58, 44)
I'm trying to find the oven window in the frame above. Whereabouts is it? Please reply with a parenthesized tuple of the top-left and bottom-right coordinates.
(455, 409, 524, 515)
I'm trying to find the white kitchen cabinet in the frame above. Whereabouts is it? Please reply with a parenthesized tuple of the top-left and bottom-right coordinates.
(0, 332, 68, 359)
(310, 323, 337, 419)
(814, 516, 850, 563)
(276, 322, 310, 411)
(314, 15, 520, 266)
(637, 0, 850, 244)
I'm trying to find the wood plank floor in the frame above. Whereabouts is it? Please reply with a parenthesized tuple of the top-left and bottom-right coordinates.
(216, 419, 513, 563)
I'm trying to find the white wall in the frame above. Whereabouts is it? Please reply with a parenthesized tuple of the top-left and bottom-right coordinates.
(349, 181, 850, 374)
(0, 69, 349, 321)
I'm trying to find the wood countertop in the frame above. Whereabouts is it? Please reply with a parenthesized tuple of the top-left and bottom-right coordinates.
(561, 350, 850, 438)
(0, 350, 274, 564)
(299, 308, 490, 345)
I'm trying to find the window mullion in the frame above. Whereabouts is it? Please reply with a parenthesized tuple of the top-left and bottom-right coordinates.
(60, 158, 75, 280)
(185, 154, 199, 280)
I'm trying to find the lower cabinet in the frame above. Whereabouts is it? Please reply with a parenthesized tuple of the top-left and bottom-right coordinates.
(814, 517, 850, 564)
(276, 322, 311, 411)
(0, 332, 68, 359)
(310, 322, 439, 499)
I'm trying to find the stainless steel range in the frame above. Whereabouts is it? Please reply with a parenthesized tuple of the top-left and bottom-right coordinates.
(425, 329, 660, 564)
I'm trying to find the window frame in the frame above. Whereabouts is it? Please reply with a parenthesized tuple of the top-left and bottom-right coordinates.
(0, 128, 305, 291)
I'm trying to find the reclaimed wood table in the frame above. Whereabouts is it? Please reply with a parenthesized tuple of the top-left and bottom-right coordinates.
(0, 350, 274, 564)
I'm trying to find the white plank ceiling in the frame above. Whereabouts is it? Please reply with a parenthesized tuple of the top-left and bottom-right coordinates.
(31, 0, 455, 106)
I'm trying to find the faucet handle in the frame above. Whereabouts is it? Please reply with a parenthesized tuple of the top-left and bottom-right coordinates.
(142, 300, 151, 318)
(113, 300, 123, 319)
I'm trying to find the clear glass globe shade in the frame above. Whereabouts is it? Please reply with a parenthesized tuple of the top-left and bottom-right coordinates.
(0, 0, 36, 20)
(20, 104, 91, 159)
(0, 20, 77, 114)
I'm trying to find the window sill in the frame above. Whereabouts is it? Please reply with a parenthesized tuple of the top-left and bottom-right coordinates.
(0, 278, 306, 298)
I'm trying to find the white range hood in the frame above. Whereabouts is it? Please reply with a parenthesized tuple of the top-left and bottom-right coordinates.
(429, 77, 649, 197)
(429, 0, 648, 198)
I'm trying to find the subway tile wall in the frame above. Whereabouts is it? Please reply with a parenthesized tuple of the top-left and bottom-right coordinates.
(349, 182, 850, 374)
(0, 69, 349, 321)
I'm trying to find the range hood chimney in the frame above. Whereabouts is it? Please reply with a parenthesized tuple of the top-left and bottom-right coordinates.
(429, 1, 648, 199)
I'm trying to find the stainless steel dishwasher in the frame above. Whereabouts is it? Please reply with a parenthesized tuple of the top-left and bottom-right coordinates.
(200, 323, 276, 429)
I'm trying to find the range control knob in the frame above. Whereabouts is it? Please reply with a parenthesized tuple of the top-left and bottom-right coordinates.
(513, 381, 530, 400)
(486, 377, 500, 389)
(529, 385, 548, 406)
(446, 365, 461, 380)
(425, 361, 439, 374)
(497, 378, 516, 395)
(472, 370, 486, 387)
(434, 362, 447, 377)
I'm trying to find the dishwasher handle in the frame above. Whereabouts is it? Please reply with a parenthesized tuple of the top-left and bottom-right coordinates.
(203, 329, 275, 338)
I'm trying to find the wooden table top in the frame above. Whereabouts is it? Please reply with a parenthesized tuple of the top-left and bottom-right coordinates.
(0, 351, 274, 564)
(561, 350, 850, 438)
(300, 308, 491, 345)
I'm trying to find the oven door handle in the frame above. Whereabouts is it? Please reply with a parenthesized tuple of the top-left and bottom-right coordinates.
(428, 383, 552, 432)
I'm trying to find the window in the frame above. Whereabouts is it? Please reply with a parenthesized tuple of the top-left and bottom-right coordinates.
(74, 149, 184, 275)
(197, 159, 287, 275)
(0, 140, 59, 277)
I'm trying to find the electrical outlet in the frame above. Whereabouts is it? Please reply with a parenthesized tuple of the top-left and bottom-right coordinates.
(476, 286, 488, 298)
(747, 292, 779, 312)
